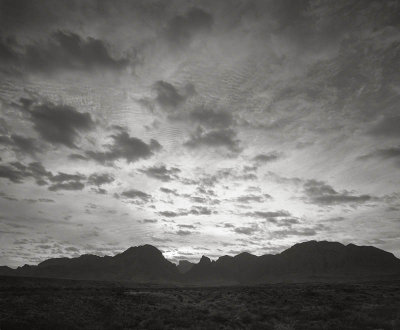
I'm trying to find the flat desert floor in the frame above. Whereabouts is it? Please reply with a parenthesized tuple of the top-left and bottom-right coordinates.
(0, 277, 399, 329)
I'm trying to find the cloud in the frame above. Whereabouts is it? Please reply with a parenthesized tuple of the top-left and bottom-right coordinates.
(189, 108, 234, 128)
(190, 206, 213, 215)
(49, 172, 85, 183)
(170, 107, 235, 129)
(368, 116, 400, 138)
(153, 81, 186, 109)
(18, 98, 94, 148)
(175, 230, 192, 236)
(235, 194, 266, 204)
(140, 219, 158, 224)
(46, 171, 86, 192)
(184, 127, 241, 152)
(139, 164, 180, 182)
(178, 224, 196, 229)
(48, 181, 84, 191)
(358, 146, 400, 166)
(234, 224, 259, 235)
(159, 211, 182, 218)
(303, 180, 372, 206)
(68, 154, 88, 161)
(164, 8, 213, 47)
(246, 210, 291, 221)
(91, 187, 107, 195)
(0, 31, 130, 74)
(253, 151, 282, 164)
(271, 228, 318, 239)
(0, 164, 26, 183)
(0, 134, 41, 155)
(159, 206, 214, 217)
(86, 129, 162, 164)
(120, 189, 151, 203)
(87, 173, 114, 186)
(0, 161, 51, 185)
(160, 187, 179, 196)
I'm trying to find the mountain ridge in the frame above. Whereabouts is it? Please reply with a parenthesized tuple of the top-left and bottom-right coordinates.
(1, 240, 399, 284)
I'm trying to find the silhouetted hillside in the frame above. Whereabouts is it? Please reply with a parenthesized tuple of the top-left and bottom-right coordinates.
(185, 241, 400, 284)
(177, 260, 195, 274)
(1, 241, 399, 284)
(2, 244, 180, 282)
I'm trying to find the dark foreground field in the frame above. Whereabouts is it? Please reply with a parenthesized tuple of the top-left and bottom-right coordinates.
(0, 277, 399, 329)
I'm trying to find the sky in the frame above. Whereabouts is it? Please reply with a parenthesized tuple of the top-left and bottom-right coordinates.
(0, 0, 400, 267)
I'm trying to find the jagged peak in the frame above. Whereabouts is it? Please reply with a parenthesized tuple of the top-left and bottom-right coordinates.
(199, 255, 211, 264)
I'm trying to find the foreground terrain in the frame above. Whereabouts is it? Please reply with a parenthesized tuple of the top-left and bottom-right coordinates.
(0, 276, 399, 329)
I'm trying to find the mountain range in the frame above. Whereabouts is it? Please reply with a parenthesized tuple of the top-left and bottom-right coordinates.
(1, 241, 400, 284)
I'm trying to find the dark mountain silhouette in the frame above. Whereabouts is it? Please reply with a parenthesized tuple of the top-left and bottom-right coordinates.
(1, 241, 399, 284)
(2, 244, 180, 282)
(185, 241, 400, 284)
(177, 260, 195, 274)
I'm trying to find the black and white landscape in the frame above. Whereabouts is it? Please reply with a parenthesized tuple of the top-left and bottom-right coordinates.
(2, 241, 400, 284)
(1, 0, 400, 329)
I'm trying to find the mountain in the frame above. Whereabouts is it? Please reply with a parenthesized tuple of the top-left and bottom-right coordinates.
(177, 260, 195, 274)
(1, 244, 180, 282)
(184, 241, 400, 284)
(1, 241, 399, 284)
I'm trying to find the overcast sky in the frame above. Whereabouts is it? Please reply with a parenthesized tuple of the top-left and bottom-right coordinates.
(0, 0, 400, 267)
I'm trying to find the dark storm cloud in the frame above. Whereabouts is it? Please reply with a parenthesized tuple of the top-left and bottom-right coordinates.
(120, 189, 151, 202)
(0, 134, 41, 155)
(86, 129, 162, 164)
(0, 31, 130, 74)
(359, 146, 400, 166)
(18, 98, 94, 148)
(87, 173, 114, 186)
(139, 165, 180, 182)
(184, 127, 241, 152)
(253, 151, 282, 164)
(48, 181, 84, 192)
(303, 180, 372, 206)
(165, 7, 213, 47)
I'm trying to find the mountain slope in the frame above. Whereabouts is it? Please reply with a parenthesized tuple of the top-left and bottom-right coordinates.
(1, 241, 399, 284)
(185, 241, 400, 284)
(3, 244, 180, 282)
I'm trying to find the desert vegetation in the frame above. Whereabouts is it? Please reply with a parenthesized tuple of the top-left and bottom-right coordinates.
(0, 276, 399, 329)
